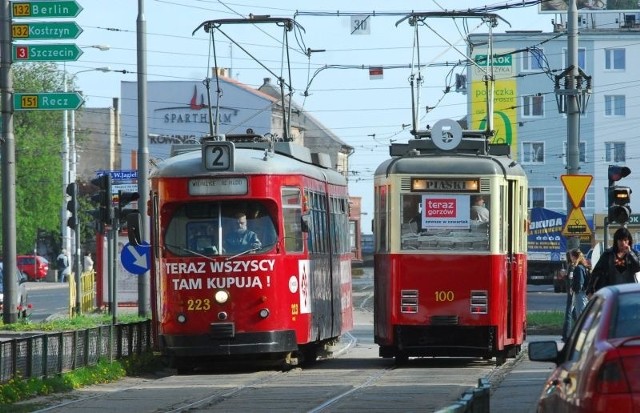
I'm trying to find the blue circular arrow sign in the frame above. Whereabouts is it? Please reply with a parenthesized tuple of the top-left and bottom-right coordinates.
(120, 241, 150, 275)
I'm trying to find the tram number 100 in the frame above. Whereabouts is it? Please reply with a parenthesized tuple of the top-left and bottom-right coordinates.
(434, 291, 455, 302)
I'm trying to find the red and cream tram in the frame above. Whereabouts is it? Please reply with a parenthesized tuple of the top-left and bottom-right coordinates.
(135, 135, 353, 370)
(373, 120, 528, 365)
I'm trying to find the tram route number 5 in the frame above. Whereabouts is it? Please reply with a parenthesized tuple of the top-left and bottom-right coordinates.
(204, 141, 234, 171)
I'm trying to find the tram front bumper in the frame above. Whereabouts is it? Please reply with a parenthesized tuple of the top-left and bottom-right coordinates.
(161, 328, 298, 357)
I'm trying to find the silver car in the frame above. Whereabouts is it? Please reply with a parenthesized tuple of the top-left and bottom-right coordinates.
(0, 262, 29, 316)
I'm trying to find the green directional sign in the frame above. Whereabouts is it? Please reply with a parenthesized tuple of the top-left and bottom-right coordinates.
(11, 21, 83, 40)
(14, 92, 84, 111)
(12, 1, 83, 18)
(13, 44, 83, 62)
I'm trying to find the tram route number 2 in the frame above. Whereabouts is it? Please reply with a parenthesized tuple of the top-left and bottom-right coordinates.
(434, 291, 454, 302)
(204, 141, 234, 171)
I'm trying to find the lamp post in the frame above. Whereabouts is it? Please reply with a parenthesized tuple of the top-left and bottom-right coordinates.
(59, 44, 109, 270)
(66, 65, 111, 315)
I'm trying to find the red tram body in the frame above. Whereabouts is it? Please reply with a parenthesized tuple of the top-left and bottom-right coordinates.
(145, 136, 352, 369)
(373, 127, 528, 364)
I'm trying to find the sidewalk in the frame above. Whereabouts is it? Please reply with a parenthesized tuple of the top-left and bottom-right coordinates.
(488, 335, 559, 413)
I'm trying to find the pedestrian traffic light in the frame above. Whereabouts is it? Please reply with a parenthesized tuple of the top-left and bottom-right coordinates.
(66, 182, 78, 230)
(608, 165, 632, 224)
(90, 174, 113, 226)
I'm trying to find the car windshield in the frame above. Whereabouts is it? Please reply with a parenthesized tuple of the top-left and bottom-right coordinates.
(611, 292, 640, 338)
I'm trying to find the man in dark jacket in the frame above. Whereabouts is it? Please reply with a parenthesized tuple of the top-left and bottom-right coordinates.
(588, 227, 640, 294)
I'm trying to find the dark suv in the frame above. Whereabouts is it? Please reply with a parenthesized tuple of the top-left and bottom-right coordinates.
(17, 255, 49, 281)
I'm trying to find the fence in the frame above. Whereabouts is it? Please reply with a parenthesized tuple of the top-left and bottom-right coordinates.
(69, 269, 97, 316)
(0, 320, 152, 384)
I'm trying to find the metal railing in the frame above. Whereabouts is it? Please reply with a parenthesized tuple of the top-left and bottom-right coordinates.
(0, 320, 152, 384)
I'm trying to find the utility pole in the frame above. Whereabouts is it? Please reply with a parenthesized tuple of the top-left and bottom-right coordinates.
(137, 0, 150, 317)
(555, 0, 591, 252)
(1, 0, 19, 323)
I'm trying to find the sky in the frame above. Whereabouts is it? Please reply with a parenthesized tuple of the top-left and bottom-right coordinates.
(46, 0, 560, 230)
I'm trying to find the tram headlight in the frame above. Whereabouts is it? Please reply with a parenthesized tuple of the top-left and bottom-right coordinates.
(259, 308, 270, 319)
(214, 290, 230, 304)
(177, 313, 187, 324)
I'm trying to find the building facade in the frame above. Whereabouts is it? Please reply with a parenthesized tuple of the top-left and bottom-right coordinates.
(468, 14, 640, 245)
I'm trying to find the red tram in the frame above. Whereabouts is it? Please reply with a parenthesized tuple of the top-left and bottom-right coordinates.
(373, 120, 528, 365)
(133, 135, 352, 370)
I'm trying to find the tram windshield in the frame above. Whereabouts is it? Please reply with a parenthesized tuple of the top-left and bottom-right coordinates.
(164, 201, 277, 256)
(401, 193, 489, 251)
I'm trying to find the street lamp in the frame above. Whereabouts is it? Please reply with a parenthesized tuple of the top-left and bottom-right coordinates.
(69, 66, 111, 185)
(60, 44, 109, 260)
(66, 65, 111, 316)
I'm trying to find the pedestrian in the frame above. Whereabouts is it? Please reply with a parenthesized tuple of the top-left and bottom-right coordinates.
(56, 249, 70, 283)
(83, 251, 94, 273)
(569, 248, 590, 321)
(561, 251, 575, 342)
(588, 227, 640, 294)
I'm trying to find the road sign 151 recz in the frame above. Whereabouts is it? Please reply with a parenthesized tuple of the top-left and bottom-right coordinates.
(14, 92, 83, 111)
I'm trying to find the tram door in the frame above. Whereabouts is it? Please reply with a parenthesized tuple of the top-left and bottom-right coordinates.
(505, 180, 517, 339)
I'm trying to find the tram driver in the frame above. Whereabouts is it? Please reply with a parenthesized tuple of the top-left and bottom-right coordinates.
(225, 212, 262, 253)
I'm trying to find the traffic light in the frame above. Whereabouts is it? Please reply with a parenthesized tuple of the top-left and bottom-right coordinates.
(608, 165, 632, 224)
(66, 182, 78, 230)
(117, 190, 139, 228)
(90, 174, 113, 225)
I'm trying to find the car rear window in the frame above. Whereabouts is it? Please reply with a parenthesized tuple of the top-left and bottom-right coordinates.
(612, 293, 640, 338)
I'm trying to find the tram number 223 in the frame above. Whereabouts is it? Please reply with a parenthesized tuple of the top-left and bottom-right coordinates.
(434, 291, 454, 302)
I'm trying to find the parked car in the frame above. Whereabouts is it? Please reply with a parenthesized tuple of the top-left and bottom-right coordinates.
(17, 255, 49, 281)
(528, 283, 640, 412)
(0, 262, 29, 314)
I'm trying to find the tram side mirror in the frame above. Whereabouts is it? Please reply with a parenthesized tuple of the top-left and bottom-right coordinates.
(126, 212, 143, 246)
(301, 215, 310, 233)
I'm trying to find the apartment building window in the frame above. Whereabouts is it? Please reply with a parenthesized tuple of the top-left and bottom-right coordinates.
(522, 142, 544, 164)
(522, 95, 544, 117)
(521, 48, 544, 71)
(529, 188, 544, 208)
(562, 47, 586, 70)
(604, 95, 625, 116)
(563, 141, 586, 164)
(605, 142, 626, 162)
(605, 48, 625, 70)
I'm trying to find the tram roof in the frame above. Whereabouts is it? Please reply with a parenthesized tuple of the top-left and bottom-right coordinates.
(375, 154, 526, 178)
(151, 143, 347, 186)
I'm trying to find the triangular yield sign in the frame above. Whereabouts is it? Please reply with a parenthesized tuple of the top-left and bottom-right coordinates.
(560, 175, 593, 207)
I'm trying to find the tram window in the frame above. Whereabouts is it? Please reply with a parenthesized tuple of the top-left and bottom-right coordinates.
(282, 188, 304, 252)
(400, 194, 489, 252)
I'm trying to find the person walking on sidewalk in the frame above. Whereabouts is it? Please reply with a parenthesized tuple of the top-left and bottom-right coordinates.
(587, 227, 640, 294)
(569, 248, 590, 320)
(561, 251, 575, 342)
(56, 249, 70, 283)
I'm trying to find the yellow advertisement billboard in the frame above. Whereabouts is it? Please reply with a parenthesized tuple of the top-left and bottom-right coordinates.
(470, 51, 518, 159)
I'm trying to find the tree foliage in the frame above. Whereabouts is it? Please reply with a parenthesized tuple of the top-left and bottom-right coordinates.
(1, 63, 91, 255)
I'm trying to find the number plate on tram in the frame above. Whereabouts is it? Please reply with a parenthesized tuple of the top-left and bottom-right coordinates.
(203, 141, 234, 170)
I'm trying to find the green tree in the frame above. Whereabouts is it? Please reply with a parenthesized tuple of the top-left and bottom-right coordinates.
(1, 62, 90, 254)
